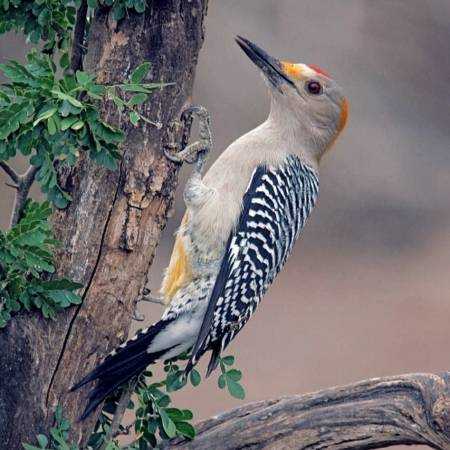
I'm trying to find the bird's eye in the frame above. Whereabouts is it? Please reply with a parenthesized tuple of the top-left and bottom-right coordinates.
(306, 80, 322, 95)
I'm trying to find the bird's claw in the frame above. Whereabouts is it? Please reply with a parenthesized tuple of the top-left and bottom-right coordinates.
(140, 294, 165, 305)
(164, 142, 207, 165)
(164, 105, 213, 175)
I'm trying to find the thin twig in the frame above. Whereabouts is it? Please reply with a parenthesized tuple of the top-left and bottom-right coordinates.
(70, 0, 88, 73)
(101, 378, 137, 449)
(0, 161, 19, 184)
(9, 165, 39, 228)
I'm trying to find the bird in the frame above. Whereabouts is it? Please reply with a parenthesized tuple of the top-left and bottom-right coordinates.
(72, 35, 348, 419)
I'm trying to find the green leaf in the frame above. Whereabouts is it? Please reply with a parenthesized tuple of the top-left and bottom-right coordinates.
(120, 83, 166, 93)
(146, 418, 158, 435)
(222, 355, 235, 366)
(47, 116, 57, 135)
(181, 409, 193, 421)
(59, 100, 82, 117)
(189, 369, 201, 387)
(111, 3, 125, 21)
(133, 0, 146, 13)
(60, 116, 79, 131)
(131, 62, 151, 84)
(226, 369, 242, 382)
(47, 290, 81, 307)
(128, 93, 147, 106)
(70, 120, 84, 130)
(37, 9, 50, 26)
(159, 409, 177, 439)
(59, 52, 70, 70)
(51, 90, 83, 108)
(227, 379, 245, 399)
(157, 394, 171, 408)
(218, 374, 225, 389)
(36, 434, 48, 448)
(33, 107, 57, 126)
(175, 421, 196, 440)
(129, 111, 140, 126)
(41, 279, 83, 291)
(90, 149, 119, 171)
(87, 84, 105, 98)
(165, 408, 184, 421)
(76, 71, 94, 86)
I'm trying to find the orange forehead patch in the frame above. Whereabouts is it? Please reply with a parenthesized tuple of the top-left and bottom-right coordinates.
(337, 98, 349, 134)
(281, 61, 331, 80)
(281, 61, 302, 79)
(308, 64, 331, 78)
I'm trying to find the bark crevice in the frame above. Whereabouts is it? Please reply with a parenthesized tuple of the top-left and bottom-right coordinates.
(45, 156, 125, 408)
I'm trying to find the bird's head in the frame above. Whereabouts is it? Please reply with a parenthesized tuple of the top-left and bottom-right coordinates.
(236, 35, 348, 162)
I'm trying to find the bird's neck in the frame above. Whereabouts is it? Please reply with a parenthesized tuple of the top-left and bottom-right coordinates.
(267, 99, 333, 168)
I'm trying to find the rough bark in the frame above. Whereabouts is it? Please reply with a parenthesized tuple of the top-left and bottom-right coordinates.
(0, 1, 208, 448)
(166, 373, 450, 450)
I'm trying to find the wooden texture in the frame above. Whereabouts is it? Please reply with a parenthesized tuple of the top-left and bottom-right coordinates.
(166, 373, 450, 450)
(0, 1, 209, 448)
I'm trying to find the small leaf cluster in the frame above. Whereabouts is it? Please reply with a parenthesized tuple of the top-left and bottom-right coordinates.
(90, 357, 199, 449)
(88, 0, 146, 22)
(218, 355, 246, 399)
(0, 200, 82, 328)
(0, 53, 161, 208)
(0, 0, 76, 51)
(123, 352, 244, 448)
(23, 405, 77, 450)
(164, 352, 201, 393)
(131, 369, 196, 447)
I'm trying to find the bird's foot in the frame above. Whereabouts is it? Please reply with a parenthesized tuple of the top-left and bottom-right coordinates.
(132, 289, 165, 321)
(164, 105, 213, 175)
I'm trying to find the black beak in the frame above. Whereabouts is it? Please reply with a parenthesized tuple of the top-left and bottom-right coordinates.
(235, 35, 295, 90)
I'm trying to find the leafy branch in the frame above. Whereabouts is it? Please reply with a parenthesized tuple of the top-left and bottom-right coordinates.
(0, 200, 82, 328)
(0, 53, 163, 213)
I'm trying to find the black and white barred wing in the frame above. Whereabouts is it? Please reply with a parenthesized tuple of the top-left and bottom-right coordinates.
(186, 155, 319, 375)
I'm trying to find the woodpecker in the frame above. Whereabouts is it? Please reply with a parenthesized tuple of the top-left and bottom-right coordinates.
(72, 36, 348, 419)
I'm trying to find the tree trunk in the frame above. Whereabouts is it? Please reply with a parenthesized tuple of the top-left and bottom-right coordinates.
(166, 372, 450, 450)
(0, 1, 209, 448)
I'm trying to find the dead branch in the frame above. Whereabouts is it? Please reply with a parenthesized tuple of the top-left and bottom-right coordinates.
(165, 372, 450, 450)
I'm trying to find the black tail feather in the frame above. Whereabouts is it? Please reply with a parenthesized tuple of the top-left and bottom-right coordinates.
(79, 363, 145, 421)
(205, 346, 221, 377)
(72, 319, 174, 420)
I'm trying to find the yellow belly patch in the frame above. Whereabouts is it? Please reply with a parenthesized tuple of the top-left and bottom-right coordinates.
(160, 214, 193, 304)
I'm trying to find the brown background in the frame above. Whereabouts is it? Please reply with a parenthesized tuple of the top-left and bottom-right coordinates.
(1, 1, 449, 449)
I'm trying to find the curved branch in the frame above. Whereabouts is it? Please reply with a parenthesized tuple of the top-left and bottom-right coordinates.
(0, 161, 19, 184)
(166, 372, 450, 450)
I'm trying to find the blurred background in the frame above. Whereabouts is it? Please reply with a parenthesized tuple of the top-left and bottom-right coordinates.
(1, 1, 449, 448)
